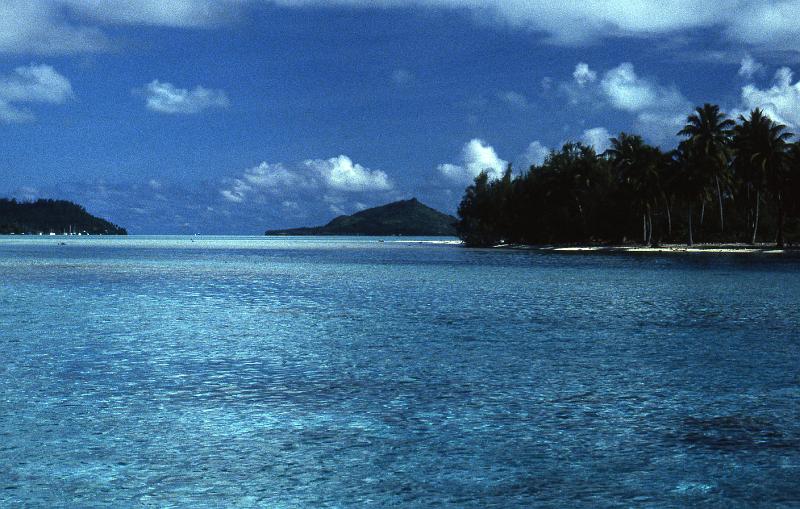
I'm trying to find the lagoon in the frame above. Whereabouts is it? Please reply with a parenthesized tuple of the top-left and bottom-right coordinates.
(1, 236, 799, 507)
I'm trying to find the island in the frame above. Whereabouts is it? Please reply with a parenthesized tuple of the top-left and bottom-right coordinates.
(0, 198, 127, 235)
(265, 198, 457, 236)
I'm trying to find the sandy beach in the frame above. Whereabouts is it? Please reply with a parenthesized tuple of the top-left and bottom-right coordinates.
(499, 243, 796, 254)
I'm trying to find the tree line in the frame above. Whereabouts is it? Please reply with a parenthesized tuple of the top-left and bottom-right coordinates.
(0, 198, 127, 235)
(456, 104, 800, 248)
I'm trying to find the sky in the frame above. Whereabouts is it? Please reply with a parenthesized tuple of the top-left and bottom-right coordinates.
(3, 1, 800, 234)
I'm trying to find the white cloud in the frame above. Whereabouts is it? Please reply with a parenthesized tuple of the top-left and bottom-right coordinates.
(0, 63, 73, 122)
(635, 111, 687, 144)
(573, 62, 597, 86)
(498, 91, 529, 109)
(738, 54, 763, 79)
(0, 1, 108, 55)
(141, 80, 229, 114)
(269, 0, 721, 45)
(5, 2, 800, 55)
(303, 155, 392, 192)
(600, 63, 682, 113)
(220, 179, 252, 203)
(437, 139, 508, 184)
(220, 155, 393, 204)
(725, 1, 800, 51)
(597, 62, 691, 143)
(242, 161, 311, 189)
(62, 0, 236, 27)
(740, 67, 800, 128)
(580, 127, 611, 153)
(285, 1, 800, 52)
(519, 140, 550, 169)
(0, 0, 232, 55)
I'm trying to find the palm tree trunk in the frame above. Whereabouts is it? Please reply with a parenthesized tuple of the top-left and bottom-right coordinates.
(665, 198, 672, 237)
(642, 213, 647, 245)
(751, 190, 760, 245)
(715, 175, 724, 234)
(746, 185, 752, 236)
(647, 206, 653, 246)
(700, 200, 705, 225)
(574, 196, 586, 237)
(777, 193, 786, 248)
(688, 204, 694, 246)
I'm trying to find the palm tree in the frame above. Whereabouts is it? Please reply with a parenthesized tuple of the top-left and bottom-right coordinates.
(607, 133, 662, 245)
(538, 142, 604, 241)
(678, 104, 734, 235)
(788, 143, 800, 243)
(731, 109, 792, 244)
(658, 150, 678, 239)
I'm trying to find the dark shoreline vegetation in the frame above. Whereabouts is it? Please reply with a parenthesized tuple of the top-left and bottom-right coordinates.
(0, 199, 126, 235)
(456, 104, 800, 248)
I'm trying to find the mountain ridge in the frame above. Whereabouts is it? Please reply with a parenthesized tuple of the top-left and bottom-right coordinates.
(265, 198, 457, 236)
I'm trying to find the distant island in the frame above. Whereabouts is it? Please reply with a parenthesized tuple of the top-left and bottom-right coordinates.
(266, 198, 457, 236)
(0, 198, 127, 235)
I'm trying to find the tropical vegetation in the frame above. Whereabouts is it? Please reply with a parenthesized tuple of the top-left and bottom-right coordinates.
(457, 104, 800, 248)
(0, 198, 127, 235)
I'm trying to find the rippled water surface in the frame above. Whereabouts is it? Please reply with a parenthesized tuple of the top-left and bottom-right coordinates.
(1, 236, 799, 507)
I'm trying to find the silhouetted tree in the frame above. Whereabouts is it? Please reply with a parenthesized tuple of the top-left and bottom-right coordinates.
(731, 108, 792, 244)
(678, 104, 734, 235)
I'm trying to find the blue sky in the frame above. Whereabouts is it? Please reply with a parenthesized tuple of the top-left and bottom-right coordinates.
(3, 1, 800, 233)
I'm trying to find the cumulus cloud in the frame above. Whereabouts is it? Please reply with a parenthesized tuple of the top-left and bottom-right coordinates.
(0, 63, 73, 122)
(597, 62, 691, 143)
(738, 54, 764, 79)
(438, 139, 508, 185)
(740, 67, 800, 128)
(519, 140, 550, 169)
(600, 63, 684, 113)
(140, 80, 229, 114)
(304, 155, 392, 192)
(557, 61, 691, 144)
(580, 127, 611, 153)
(220, 155, 393, 204)
(573, 62, 597, 86)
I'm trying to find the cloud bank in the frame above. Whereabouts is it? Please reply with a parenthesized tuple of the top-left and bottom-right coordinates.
(220, 155, 393, 206)
(5, 1, 800, 55)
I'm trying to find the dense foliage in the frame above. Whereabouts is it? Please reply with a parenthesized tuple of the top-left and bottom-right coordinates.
(457, 105, 800, 247)
(0, 198, 127, 235)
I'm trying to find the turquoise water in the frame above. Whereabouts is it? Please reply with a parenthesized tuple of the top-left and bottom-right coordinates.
(1, 236, 799, 507)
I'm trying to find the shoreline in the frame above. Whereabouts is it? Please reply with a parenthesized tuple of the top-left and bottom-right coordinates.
(495, 243, 797, 254)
